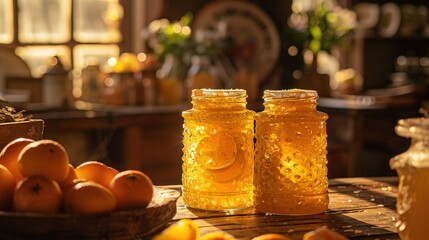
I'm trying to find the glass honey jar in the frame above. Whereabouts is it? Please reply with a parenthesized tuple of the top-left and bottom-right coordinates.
(390, 117, 429, 240)
(182, 89, 255, 211)
(254, 89, 329, 215)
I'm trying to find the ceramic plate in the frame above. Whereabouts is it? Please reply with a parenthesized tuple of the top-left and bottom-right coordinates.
(193, 0, 280, 83)
(378, 3, 401, 38)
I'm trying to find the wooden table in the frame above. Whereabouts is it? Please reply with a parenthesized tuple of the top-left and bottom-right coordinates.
(155, 177, 400, 240)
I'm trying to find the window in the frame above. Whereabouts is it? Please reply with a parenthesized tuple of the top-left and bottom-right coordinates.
(74, 0, 123, 43)
(18, 0, 71, 43)
(0, 0, 13, 44)
(1, 0, 126, 78)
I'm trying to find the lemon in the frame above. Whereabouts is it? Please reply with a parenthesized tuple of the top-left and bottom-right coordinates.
(195, 131, 237, 170)
(152, 219, 199, 240)
(199, 231, 236, 240)
(252, 233, 292, 240)
(204, 150, 245, 183)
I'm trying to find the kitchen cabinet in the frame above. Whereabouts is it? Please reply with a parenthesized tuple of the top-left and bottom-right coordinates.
(349, 0, 429, 91)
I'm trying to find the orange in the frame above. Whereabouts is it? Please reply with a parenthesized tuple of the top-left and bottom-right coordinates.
(0, 138, 35, 181)
(59, 164, 77, 187)
(303, 226, 348, 240)
(152, 219, 200, 240)
(18, 139, 69, 182)
(61, 178, 88, 199)
(13, 176, 62, 214)
(110, 170, 153, 210)
(64, 181, 116, 214)
(252, 234, 292, 240)
(119, 52, 140, 72)
(0, 164, 16, 210)
(75, 161, 119, 189)
(109, 170, 153, 210)
(198, 232, 236, 240)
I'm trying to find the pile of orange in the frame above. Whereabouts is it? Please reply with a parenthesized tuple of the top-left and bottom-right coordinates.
(0, 138, 154, 214)
(151, 219, 347, 240)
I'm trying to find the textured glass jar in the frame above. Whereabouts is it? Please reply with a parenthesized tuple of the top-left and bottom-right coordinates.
(254, 89, 329, 215)
(182, 89, 255, 211)
(390, 117, 429, 240)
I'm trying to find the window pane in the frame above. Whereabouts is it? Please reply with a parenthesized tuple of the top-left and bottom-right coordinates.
(15, 46, 71, 77)
(0, 0, 13, 43)
(73, 44, 119, 71)
(72, 44, 119, 99)
(18, 0, 71, 43)
(74, 0, 123, 43)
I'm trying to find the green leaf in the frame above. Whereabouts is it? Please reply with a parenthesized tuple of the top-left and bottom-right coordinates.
(310, 26, 322, 40)
(309, 39, 321, 53)
(180, 13, 193, 26)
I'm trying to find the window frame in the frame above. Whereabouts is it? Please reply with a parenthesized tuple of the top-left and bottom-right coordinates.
(0, 0, 133, 71)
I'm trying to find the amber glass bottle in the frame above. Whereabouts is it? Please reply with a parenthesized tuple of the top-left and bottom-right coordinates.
(254, 89, 329, 215)
(390, 117, 429, 240)
(182, 89, 255, 210)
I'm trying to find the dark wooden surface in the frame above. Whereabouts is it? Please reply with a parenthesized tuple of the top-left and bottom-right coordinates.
(155, 177, 399, 240)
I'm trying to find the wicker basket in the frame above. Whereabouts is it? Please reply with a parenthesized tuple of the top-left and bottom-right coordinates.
(0, 119, 44, 150)
(0, 187, 180, 240)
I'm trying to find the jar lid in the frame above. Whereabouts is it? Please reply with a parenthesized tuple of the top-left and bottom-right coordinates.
(395, 117, 429, 141)
(191, 89, 248, 106)
(263, 89, 318, 100)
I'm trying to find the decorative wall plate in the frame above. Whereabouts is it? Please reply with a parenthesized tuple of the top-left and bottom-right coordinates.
(378, 3, 401, 38)
(193, 0, 280, 83)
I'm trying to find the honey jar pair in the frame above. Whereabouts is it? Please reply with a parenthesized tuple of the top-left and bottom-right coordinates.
(181, 89, 328, 215)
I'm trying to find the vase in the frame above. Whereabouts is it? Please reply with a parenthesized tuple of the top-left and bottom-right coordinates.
(295, 53, 331, 97)
(157, 54, 184, 105)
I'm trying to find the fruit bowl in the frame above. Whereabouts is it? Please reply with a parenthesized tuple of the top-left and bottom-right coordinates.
(0, 186, 180, 239)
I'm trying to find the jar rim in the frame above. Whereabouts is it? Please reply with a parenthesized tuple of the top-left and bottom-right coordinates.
(192, 89, 247, 98)
(263, 89, 318, 99)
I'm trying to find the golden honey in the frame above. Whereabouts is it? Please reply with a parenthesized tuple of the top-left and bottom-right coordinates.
(394, 167, 429, 240)
(390, 118, 429, 240)
(254, 89, 329, 215)
(182, 89, 255, 210)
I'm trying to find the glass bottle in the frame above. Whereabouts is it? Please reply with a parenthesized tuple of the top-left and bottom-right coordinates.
(390, 117, 429, 240)
(157, 53, 183, 105)
(185, 55, 220, 100)
(135, 53, 160, 106)
(182, 89, 255, 211)
(81, 63, 104, 103)
(254, 89, 329, 215)
(43, 56, 68, 108)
